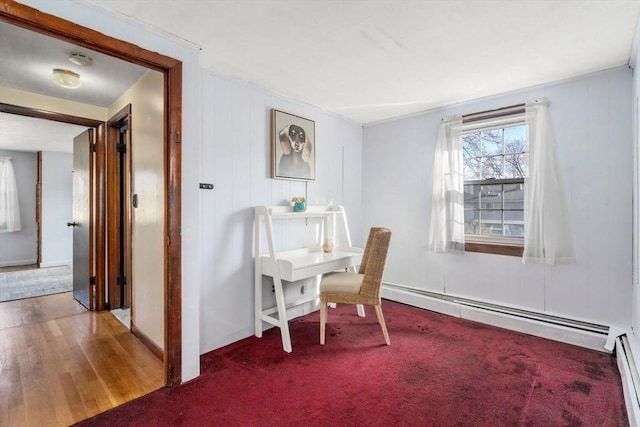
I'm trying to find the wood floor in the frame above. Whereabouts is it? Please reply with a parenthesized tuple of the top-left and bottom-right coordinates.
(0, 292, 164, 426)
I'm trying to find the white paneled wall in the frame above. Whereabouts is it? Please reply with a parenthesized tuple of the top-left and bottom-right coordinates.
(631, 25, 640, 366)
(363, 67, 633, 328)
(199, 71, 363, 353)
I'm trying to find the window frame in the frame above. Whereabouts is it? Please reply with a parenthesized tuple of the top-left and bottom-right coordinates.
(461, 115, 527, 256)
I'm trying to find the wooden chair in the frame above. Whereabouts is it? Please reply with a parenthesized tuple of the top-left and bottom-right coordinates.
(319, 227, 392, 345)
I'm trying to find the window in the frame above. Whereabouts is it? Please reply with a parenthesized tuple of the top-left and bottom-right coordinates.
(462, 123, 527, 243)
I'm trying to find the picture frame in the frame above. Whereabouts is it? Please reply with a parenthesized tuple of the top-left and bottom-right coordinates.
(271, 109, 316, 181)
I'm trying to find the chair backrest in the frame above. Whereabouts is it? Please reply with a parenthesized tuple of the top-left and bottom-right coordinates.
(359, 228, 391, 301)
(358, 227, 386, 275)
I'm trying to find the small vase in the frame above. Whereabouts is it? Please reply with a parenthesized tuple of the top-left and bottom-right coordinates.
(322, 238, 334, 253)
(293, 202, 306, 212)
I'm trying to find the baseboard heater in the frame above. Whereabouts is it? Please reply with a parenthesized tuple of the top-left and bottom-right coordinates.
(381, 282, 610, 351)
(616, 335, 640, 427)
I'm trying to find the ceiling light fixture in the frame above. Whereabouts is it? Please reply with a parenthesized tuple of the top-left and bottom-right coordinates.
(51, 68, 81, 89)
(69, 52, 93, 67)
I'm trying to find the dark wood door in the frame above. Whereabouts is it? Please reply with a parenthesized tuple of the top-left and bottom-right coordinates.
(71, 129, 93, 308)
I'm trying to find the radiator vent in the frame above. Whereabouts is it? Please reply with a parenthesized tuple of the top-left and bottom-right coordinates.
(383, 282, 609, 335)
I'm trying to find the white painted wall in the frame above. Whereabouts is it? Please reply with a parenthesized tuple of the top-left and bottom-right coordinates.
(20, 0, 203, 381)
(40, 151, 73, 267)
(109, 70, 165, 350)
(631, 21, 640, 368)
(363, 67, 633, 330)
(0, 150, 37, 266)
(199, 71, 363, 353)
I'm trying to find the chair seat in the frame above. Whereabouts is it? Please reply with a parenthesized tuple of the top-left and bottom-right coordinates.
(320, 272, 363, 294)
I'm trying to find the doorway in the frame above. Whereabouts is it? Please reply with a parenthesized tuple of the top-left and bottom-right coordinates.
(0, 1, 183, 386)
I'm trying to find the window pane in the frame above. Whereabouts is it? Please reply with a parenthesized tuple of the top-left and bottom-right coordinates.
(504, 125, 527, 153)
(481, 129, 503, 156)
(503, 183, 524, 210)
(480, 210, 502, 235)
(504, 154, 526, 178)
(480, 184, 502, 209)
(481, 155, 503, 179)
(462, 133, 481, 157)
(464, 208, 479, 234)
(464, 157, 480, 180)
(464, 184, 480, 207)
(504, 210, 524, 237)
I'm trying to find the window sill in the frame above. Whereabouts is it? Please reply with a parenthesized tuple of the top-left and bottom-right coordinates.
(465, 240, 524, 257)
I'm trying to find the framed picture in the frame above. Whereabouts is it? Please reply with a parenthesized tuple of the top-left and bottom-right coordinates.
(271, 109, 315, 181)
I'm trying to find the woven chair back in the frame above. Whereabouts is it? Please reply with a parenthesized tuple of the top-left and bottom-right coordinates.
(358, 227, 386, 275)
(358, 228, 391, 300)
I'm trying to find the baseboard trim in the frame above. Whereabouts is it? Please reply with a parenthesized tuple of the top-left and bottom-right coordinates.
(0, 259, 37, 267)
(39, 261, 71, 268)
(381, 283, 608, 352)
(131, 322, 163, 361)
(616, 336, 640, 427)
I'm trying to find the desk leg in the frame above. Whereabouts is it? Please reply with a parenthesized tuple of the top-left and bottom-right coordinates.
(255, 276, 263, 338)
(273, 275, 292, 352)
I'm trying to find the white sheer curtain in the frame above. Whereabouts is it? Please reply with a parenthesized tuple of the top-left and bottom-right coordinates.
(523, 99, 574, 264)
(0, 156, 22, 232)
(428, 115, 465, 253)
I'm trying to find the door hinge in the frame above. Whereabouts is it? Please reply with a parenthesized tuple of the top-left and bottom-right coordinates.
(117, 275, 127, 286)
(116, 143, 126, 154)
(90, 143, 97, 153)
(90, 276, 96, 286)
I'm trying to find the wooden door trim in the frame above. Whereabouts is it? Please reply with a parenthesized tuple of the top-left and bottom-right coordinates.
(106, 105, 132, 312)
(0, 0, 183, 386)
(36, 151, 42, 267)
(1, 103, 106, 311)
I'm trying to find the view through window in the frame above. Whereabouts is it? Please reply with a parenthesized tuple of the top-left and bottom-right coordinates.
(462, 124, 527, 240)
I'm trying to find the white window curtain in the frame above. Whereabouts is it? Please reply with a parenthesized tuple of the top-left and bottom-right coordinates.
(427, 115, 465, 253)
(523, 99, 574, 264)
(0, 156, 22, 232)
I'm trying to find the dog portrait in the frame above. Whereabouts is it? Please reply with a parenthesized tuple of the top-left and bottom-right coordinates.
(271, 109, 315, 181)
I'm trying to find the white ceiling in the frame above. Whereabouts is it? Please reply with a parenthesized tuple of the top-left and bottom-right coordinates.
(0, 20, 148, 107)
(0, 113, 88, 154)
(89, 0, 640, 124)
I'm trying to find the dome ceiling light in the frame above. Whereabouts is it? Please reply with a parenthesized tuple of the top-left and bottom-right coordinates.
(68, 52, 93, 67)
(51, 68, 81, 89)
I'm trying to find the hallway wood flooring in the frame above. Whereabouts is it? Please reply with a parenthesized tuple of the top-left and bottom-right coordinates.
(0, 292, 164, 426)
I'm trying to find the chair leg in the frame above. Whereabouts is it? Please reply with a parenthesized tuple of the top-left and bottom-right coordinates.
(374, 304, 391, 345)
(320, 301, 327, 345)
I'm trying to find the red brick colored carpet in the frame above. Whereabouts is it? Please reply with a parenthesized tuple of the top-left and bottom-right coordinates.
(76, 300, 628, 426)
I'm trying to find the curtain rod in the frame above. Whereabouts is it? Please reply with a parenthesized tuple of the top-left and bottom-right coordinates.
(462, 103, 525, 124)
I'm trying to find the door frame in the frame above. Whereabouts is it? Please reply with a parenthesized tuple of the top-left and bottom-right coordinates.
(107, 105, 133, 312)
(0, 1, 183, 386)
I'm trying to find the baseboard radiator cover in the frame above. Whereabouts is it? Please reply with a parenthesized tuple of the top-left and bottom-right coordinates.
(381, 282, 610, 352)
(616, 335, 640, 427)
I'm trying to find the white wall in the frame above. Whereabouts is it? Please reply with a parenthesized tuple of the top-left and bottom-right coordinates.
(199, 71, 363, 353)
(20, 0, 203, 381)
(109, 70, 165, 350)
(631, 22, 640, 367)
(363, 67, 633, 330)
(0, 150, 37, 266)
(40, 151, 73, 267)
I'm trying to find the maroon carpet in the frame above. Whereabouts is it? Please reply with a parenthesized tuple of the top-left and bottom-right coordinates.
(77, 300, 628, 426)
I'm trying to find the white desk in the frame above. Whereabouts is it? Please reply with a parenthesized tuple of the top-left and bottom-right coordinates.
(254, 205, 362, 352)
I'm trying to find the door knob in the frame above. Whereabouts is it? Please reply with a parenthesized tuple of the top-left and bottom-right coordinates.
(67, 222, 79, 227)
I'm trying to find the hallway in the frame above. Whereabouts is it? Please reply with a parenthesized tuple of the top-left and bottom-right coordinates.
(0, 292, 164, 426)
